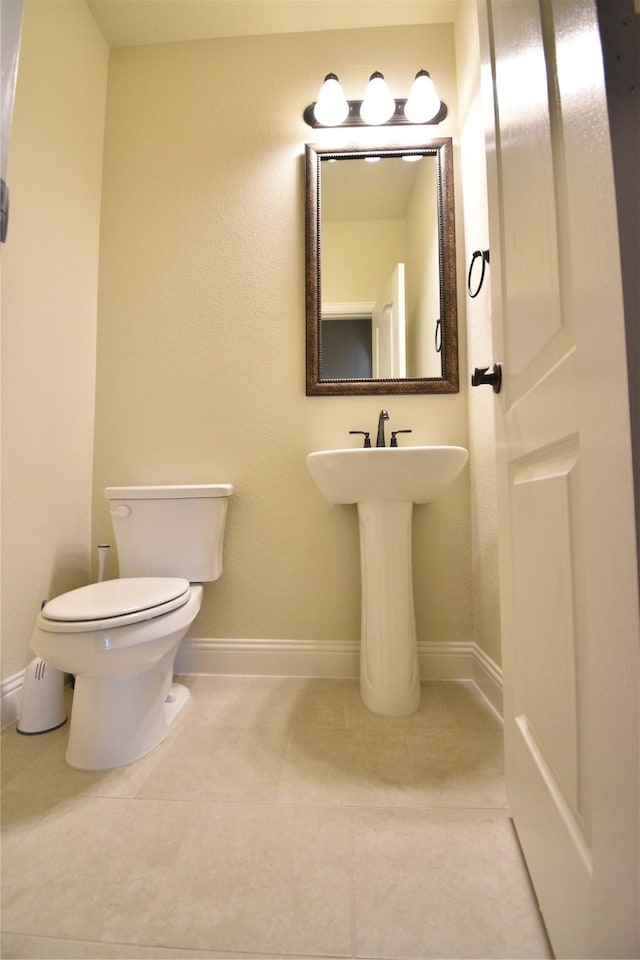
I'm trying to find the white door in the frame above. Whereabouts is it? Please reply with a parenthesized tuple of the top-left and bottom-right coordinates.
(478, 1, 640, 956)
(372, 263, 406, 378)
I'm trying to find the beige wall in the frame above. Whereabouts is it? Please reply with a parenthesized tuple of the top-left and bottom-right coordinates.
(93, 22, 473, 649)
(1, 1, 108, 682)
(455, 1, 501, 665)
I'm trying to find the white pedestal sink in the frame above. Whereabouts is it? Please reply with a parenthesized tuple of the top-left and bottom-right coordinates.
(306, 446, 468, 716)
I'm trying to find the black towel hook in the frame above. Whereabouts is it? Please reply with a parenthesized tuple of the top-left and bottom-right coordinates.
(468, 249, 490, 298)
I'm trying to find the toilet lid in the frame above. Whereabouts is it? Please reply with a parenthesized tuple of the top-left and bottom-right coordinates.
(41, 577, 191, 623)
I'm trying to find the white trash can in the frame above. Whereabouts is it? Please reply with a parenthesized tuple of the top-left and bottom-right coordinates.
(17, 657, 67, 735)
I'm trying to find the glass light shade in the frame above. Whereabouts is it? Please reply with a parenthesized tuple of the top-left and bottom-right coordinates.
(404, 70, 441, 123)
(313, 73, 349, 126)
(360, 72, 396, 125)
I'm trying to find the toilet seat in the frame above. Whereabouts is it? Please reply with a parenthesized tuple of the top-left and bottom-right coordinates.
(39, 577, 191, 633)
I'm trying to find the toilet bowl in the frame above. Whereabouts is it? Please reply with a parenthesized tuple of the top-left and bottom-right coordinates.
(30, 484, 232, 770)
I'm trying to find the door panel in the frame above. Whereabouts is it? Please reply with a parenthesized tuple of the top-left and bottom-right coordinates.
(492, 0, 566, 382)
(511, 440, 581, 807)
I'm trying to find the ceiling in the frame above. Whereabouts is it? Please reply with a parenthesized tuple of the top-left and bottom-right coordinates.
(86, 0, 460, 49)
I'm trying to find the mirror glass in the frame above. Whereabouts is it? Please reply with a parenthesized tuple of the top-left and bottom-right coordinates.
(305, 138, 458, 395)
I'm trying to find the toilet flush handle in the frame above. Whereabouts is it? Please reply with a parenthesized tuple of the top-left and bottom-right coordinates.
(110, 504, 131, 518)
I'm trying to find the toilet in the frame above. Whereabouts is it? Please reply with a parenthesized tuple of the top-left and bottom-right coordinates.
(30, 483, 233, 770)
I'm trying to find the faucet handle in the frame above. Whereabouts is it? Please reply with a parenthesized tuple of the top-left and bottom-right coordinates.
(349, 430, 371, 448)
(390, 429, 412, 448)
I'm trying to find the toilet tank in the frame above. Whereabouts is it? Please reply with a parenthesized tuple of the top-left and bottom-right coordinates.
(105, 484, 233, 581)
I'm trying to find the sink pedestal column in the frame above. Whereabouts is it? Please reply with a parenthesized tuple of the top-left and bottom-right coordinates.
(357, 500, 421, 716)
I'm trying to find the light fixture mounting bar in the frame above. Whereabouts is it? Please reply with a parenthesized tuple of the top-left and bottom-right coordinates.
(303, 99, 448, 128)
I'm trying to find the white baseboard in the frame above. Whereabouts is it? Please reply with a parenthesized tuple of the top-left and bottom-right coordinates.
(175, 638, 359, 680)
(2, 638, 503, 729)
(471, 643, 504, 719)
(1, 670, 24, 730)
(175, 637, 504, 717)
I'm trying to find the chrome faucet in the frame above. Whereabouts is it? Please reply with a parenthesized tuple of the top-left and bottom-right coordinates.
(376, 409, 389, 447)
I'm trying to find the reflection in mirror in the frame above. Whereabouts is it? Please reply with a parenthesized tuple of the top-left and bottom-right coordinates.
(305, 139, 458, 396)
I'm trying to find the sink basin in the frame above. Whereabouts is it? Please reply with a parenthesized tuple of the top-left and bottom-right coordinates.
(306, 445, 468, 504)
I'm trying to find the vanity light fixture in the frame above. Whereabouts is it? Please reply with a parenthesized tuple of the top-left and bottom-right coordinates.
(303, 69, 447, 128)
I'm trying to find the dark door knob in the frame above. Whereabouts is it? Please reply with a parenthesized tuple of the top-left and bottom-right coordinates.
(471, 363, 502, 393)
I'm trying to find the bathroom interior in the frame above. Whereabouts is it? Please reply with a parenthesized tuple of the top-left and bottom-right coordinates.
(1, 0, 638, 958)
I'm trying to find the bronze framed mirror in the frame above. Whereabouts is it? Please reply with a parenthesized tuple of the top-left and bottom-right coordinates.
(305, 138, 458, 395)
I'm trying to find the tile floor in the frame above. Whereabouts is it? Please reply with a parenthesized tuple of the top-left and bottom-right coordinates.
(1, 677, 552, 959)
